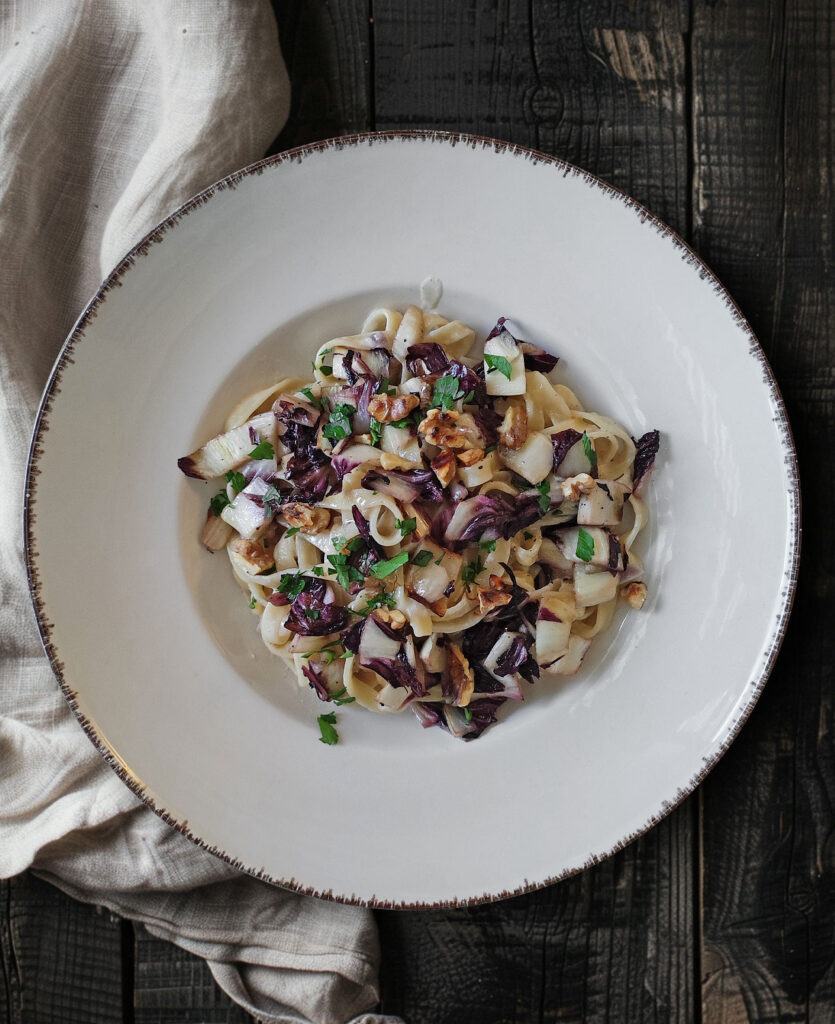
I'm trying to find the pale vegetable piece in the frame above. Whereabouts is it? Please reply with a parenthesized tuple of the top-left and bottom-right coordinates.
(553, 526, 621, 569)
(419, 634, 447, 674)
(497, 430, 553, 483)
(201, 512, 234, 552)
(380, 424, 422, 463)
(392, 304, 425, 361)
(221, 477, 272, 540)
(545, 634, 592, 676)
(178, 412, 275, 480)
(621, 581, 648, 609)
(456, 449, 498, 489)
(484, 330, 526, 396)
(573, 564, 619, 607)
(577, 481, 630, 527)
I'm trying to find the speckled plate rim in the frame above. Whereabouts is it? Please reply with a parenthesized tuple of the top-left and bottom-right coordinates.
(24, 130, 801, 909)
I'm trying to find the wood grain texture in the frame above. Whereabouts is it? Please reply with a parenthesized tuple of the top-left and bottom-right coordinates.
(269, 0, 372, 151)
(132, 925, 254, 1024)
(0, 873, 126, 1024)
(694, 0, 835, 1021)
(374, 2, 696, 1019)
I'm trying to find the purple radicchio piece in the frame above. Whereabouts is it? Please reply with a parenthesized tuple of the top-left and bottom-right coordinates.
(349, 506, 384, 576)
(285, 446, 332, 503)
(284, 579, 351, 636)
(340, 618, 365, 653)
(502, 491, 546, 538)
(412, 701, 444, 729)
(632, 429, 660, 497)
(301, 662, 330, 701)
(361, 467, 444, 504)
(519, 342, 559, 374)
(461, 698, 506, 741)
(364, 652, 426, 696)
(551, 428, 584, 473)
(273, 394, 321, 428)
(494, 633, 538, 683)
(444, 494, 513, 544)
(405, 342, 450, 376)
(342, 348, 398, 385)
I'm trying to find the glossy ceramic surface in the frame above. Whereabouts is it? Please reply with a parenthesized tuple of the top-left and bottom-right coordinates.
(26, 134, 799, 906)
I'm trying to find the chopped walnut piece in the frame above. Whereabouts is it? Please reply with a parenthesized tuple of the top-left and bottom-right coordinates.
(374, 608, 407, 629)
(560, 473, 596, 501)
(381, 451, 418, 471)
(498, 404, 528, 450)
(229, 537, 275, 574)
(419, 407, 465, 448)
(447, 642, 475, 707)
(621, 581, 647, 610)
(430, 449, 457, 487)
(280, 502, 332, 534)
(368, 392, 420, 423)
(477, 574, 513, 615)
(456, 447, 485, 467)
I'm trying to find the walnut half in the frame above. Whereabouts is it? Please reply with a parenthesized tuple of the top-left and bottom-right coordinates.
(280, 502, 332, 534)
(498, 403, 528, 450)
(431, 449, 457, 487)
(621, 581, 647, 610)
(477, 574, 513, 615)
(368, 392, 420, 423)
(447, 642, 475, 707)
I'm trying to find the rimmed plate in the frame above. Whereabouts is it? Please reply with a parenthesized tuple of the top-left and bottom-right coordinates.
(25, 132, 799, 907)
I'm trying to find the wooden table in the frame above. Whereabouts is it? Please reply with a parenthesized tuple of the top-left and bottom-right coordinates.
(2, 1, 831, 1020)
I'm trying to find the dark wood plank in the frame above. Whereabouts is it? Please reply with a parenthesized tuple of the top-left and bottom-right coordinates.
(0, 874, 126, 1024)
(132, 925, 254, 1024)
(374, 2, 696, 1019)
(269, 0, 372, 151)
(694, 0, 835, 1020)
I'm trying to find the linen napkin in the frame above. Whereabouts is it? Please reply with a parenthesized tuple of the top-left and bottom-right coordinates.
(0, 3, 401, 1022)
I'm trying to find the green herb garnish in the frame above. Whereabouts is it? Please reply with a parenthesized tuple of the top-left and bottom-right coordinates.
(209, 491, 229, 516)
(263, 484, 283, 513)
(463, 708, 473, 722)
(369, 418, 383, 446)
(523, 531, 534, 541)
(434, 551, 446, 565)
(411, 550, 433, 567)
(575, 528, 595, 563)
(225, 470, 246, 494)
(369, 552, 410, 579)
(248, 440, 275, 460)
(431, 375, 464, 411)
(478, 540, 497, 553)
(582, 432, 598, 470)
(395, 517, 417, 537)
(248, 596, 257, 609)
(360, 591, 397, 615)
(312, 565, 324, 576)
(327, 552, 364, 590)
(462, 390, 475, 404)
(461, 557, 485, 588)
(323, 402, 355, 442)
(317, 712, 339, 745)
(284, 526, 300, 538)
(318, 364, 333, 376)
(331, 685, 356, 706)
(484, 354, 512, 380)
(277, 572, 307, 599)
(300, 386, 323, 411)
(304, 607, 320, 621)
(536, 479, 551, 514)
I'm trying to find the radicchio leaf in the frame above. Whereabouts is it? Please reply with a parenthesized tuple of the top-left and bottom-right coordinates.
(301, 663, 330, 701)
(519, 342, 559, 373)
(405, 342, 450, 376)
(361, 468, 443, 504)
(364, 652, 425, 696)
(632, 429, 660, 497)
(284, 579, 350, 636)
(349, 506, 384, 576)
(551, 428, 583, 473)
(461, 697, 506, 740)
(412, 702, 444, 729)
(494, 634, 538, 683)
(274, 394, 320, 428)
(285, 447, 332, 503)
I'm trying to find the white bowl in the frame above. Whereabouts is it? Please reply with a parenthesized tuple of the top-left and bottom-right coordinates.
(26, 133, 799, 907)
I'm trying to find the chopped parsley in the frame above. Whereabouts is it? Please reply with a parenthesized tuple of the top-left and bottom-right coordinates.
(431, 375, 464, 411)
(323, 403, 355, 442)
(395, 516, 417, 537)
(225, 470, 246, 494)
(345, 536, 365, 552)
(276, 572, 307, 599)
(327, 552, 364, 590)
(411, 550, 433, 567)
(331, 685, 356, 706)
(478, 540, 497, 553)
(209, 491, 229, 516)
(360, 590, 397, 615)
(300, 386, 323, 411)
(463, 707, 473, 722)
(248, 440, 275, 460)
(369, 417, 383, 446)
(303, 607, 320, 621)
(462, 390, 475, 404)
(536, 479, 551, 514)
(317, 711, 339, 745)
(248, 596, 257, 609)
(524, 531, 534, 541)
(485, 444, 497, 454)
(378, 378, 396, 396)
(461, 557, 485, 588)
(317, 364, 333, 376)
(582, 431, 598, 470)
(389, 408, 423, 430)
(576, 528, 595, 563)
(284, 526, 300, 538)
(311, 565, 324, 576)
(369, 551, 410, 578)
(263, 484, 283, 513)
(434, 551, 447, 565)
(484, 354, 513, 380)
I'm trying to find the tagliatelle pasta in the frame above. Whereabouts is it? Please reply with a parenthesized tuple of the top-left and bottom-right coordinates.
(178, 307, 661, 741)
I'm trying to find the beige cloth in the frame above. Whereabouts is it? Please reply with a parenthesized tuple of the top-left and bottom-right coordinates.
(0, 3, 400, 1022)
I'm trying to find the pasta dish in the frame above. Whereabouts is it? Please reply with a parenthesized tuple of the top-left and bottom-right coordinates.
(178, 306, 660, 742)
